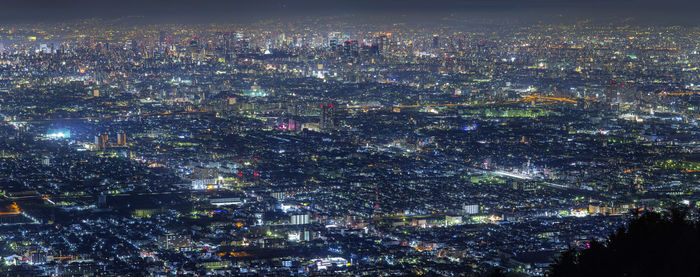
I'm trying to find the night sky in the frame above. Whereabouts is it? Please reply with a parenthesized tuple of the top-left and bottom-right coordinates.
(0, 0, 697, 23)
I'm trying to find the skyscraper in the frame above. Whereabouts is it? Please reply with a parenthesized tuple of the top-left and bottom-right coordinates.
(94, 133, 108, 150)
(117, 132, 127, 146)
(343, 40, 359, 60)
(320, 103, 335, 131)
(374, 35, 388, 55)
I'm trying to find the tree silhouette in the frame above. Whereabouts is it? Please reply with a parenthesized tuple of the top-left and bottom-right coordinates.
(549, 209, 700, 277)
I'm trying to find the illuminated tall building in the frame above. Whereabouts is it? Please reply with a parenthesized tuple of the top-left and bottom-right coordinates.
(605, 80, 621, 104)
(320, 103, 335, 131)
(374, 35, 388, 55)
(189, 37, 200, 60)
(95, 133, 108, 150)
(117, 132, 127, 146)
(343, 40, 359, 60)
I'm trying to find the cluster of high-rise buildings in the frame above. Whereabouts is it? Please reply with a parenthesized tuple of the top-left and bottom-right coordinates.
(94, 132, 127, 150)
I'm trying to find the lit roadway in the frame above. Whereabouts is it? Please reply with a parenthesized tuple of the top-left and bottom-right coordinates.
(436, 156, 571, 190)
(370, 144, 571, 190)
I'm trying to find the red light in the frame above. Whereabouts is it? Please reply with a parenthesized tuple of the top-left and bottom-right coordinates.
(253, 172, 259, 176)
(329, 103, 333, 108)
(238, 173, 243, 177)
